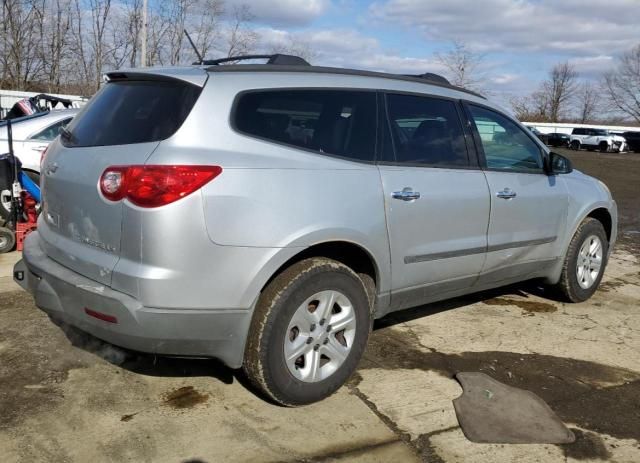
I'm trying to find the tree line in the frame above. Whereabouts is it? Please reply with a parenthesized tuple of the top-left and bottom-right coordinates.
(2, 1, 639, 125)
(0, 0, 309, 95)
(510, 45, 640, 125)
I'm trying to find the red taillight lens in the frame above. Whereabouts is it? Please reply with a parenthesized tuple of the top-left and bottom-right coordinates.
(99, 165, 222, 207)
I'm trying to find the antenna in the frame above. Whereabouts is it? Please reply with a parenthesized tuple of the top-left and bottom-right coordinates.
(184, 30, 203, 65)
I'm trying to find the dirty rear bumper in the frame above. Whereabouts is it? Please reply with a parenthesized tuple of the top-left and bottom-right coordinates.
(14, 232, 251, 368)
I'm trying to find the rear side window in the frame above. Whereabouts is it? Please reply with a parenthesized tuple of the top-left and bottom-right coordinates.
(233, 90, 376, 162)
(62, 80, 201, 147)
(29, 117, 73, 141)
(385, 93, 469, 166)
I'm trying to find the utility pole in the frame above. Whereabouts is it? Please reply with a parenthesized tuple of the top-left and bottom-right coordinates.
(141, 0, 148, 66)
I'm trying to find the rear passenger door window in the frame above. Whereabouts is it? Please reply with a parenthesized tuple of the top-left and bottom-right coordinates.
(467, 104, 543, 173)
(384, 93, 469, 167)
(233, 90, 376, 162)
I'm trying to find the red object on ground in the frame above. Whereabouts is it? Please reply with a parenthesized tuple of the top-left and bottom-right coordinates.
(16, 191, 38, 251)
(22, 192, 38, 224)
(16, 222, 37, 251)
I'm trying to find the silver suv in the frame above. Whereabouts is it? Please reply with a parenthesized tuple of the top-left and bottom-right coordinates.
(14, 55, 617, 406)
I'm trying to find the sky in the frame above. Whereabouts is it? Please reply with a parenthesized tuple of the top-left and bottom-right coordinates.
(225, 0, 639, 104)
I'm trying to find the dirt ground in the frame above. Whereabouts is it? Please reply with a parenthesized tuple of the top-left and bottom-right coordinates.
(0, 150, 639, 462)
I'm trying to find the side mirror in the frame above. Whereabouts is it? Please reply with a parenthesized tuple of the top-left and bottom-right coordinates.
(547, 152, 573, 175)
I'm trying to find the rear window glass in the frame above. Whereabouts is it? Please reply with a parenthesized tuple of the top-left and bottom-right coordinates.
(233, 90, 376, 162)
(61, 80, 201, 147)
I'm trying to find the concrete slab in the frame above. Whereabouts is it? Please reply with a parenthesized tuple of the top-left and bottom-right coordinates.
(0, 247, 638, 462)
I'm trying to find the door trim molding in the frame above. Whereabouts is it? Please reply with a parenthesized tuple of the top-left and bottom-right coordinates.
(405, 236, 557, 264)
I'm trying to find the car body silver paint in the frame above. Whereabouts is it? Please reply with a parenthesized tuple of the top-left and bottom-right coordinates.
(16, 66, 617, 367)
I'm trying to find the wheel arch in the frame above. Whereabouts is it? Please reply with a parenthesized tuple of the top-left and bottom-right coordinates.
(586, 207, 613, 242)
(261, 240, 381, 298)
(545, 203, 616, 285)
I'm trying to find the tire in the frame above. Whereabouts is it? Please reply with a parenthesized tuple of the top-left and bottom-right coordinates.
(599, 142, 610, 153)
(0, 227, 15, 253)
(243, 257, 372, 406)
(570, 140, 580, 150)
(555, 218, 608, 302)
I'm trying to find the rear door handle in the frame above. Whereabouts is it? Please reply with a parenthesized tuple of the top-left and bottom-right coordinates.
(497, 188, 517, 199)
(392, 187, 421, 202)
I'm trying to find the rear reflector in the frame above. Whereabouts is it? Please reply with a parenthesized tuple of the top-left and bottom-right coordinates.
(85, 308, 118, 324)
(100, 165, 222, 207)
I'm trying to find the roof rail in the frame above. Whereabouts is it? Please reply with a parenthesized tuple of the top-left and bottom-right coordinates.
(200, 54, 310, 66)
(404, 73, 451, 85)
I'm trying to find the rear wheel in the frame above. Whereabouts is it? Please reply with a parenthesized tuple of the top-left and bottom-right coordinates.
(243, 257, 372, 406)
(555, 218, 608, 302)
(570, 140, 580, 150)
(599, 142, 610, 153)
(0, 227, 15, 253)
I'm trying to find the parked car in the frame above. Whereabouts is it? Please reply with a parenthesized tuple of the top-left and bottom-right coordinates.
(546, 132, 571, 148)
(527, 126, 549, 144)
(0, 109, 78, 179)
(14, 55, 617, 406)
(569, 127, 625, 152)
(621, 131, 640, 152)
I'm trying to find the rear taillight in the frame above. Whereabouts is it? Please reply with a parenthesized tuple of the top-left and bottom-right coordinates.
(99, 165, 222, 207)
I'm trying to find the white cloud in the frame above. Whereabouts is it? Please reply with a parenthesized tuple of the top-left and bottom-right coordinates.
(256, 27, 444, 75)
(568, 55, 615, 76)
(226, 0, 331, 26)
(369, 0, 639, 56)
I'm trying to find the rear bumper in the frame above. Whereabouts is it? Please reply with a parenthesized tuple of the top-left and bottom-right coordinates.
(14, 232, 251, 368)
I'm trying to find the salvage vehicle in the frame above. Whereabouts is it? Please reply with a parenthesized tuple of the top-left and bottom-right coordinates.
(569, 127, 626, 152)
(621, 131, 640, 152)
(546, 131, 571, 148)
(0, 109, 78, 181)
(14, 55, 617, 406)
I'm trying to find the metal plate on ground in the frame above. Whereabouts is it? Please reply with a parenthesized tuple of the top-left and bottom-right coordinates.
(453, 372, 575, 444)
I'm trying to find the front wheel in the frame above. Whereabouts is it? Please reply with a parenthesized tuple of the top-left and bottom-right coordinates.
(555, 218, 608, 302)
(243, 257, 372, 406)
(570, 140, 580, 150)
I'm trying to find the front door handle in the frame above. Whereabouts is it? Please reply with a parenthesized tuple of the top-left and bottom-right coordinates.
(392, 187, 421, 202)
(497, 188, 517, 199)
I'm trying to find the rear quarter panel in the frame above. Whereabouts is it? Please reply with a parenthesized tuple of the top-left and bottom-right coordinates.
(145, 71, 392, 295)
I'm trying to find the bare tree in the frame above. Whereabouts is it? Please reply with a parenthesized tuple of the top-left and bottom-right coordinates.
(510, 88, 551, 122)
(0, 0, 260, 92)
(223, 4, 256, 58)
(191, 0, 223, 61)
(88, 0, 111, 90)
(575, 81, 600, 123)
(41, 0, 73, 92)
(603, 44, 640, 123)
(541, 61, 578, 122)
(1, 0, 46, 89)
(435, 41, 486, 91)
